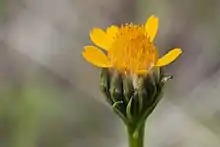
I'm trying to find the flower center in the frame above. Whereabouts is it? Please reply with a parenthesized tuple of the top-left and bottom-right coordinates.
(107, 24, 157, 74)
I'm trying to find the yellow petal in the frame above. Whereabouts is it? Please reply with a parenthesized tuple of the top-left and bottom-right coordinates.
(106, 25, 119, 40)
(156, 48, 182, 67)
(90, 28, 110, 51)
(82, 46, 110, 68)
(145, 15, 159, 42)
(137, 70, 148, 75)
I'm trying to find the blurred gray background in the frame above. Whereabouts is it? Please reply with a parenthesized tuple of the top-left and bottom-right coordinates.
(1, 0, 220, 147)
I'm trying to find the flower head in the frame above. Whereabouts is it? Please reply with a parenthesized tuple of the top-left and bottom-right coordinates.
(82, 15, 182, 75)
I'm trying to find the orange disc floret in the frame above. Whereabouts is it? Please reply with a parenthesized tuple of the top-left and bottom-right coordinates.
(107, 23, 157, 74)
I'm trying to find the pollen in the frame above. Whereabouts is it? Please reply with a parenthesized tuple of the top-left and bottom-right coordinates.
(107, 24, 157, 74)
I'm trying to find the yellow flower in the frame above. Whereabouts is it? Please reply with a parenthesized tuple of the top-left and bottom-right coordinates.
(82, 15, 182, 75)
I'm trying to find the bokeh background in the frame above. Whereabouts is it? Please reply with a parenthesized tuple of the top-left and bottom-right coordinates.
(1, 0, 220, 147)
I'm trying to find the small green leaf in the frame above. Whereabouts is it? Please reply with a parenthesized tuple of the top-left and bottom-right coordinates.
(112, 101, 128, 125)
(137, 78, 145, 114)
(123, 77, 134, 104)
(138, 88, 147, 114)
(100, 69, 113, 104)
(135, 90, 163, 132)
(126, 96, 134, 122)
(110, 74, 123, 102)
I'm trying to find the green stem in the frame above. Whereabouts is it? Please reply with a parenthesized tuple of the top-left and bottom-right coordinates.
(127, 124, 145, 147)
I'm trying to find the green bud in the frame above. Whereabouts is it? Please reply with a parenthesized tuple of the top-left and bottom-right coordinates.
(100, 68, 171, 129)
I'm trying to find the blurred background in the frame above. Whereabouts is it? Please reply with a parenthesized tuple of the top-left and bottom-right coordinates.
(0, 0, 220, 147)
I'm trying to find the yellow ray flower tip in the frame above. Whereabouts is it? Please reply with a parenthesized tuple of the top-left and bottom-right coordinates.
(156, 48, 182, 67)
